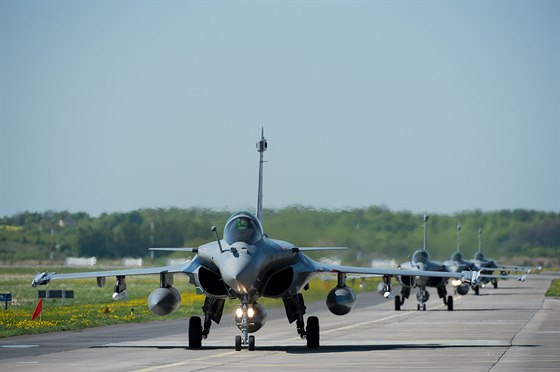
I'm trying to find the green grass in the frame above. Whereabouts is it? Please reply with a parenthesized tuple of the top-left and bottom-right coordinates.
(0, 266, 379, 338)
(545, 278, 560, 298)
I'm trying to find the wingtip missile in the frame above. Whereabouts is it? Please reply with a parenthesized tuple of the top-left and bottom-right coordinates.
(31, 272, 55, 287)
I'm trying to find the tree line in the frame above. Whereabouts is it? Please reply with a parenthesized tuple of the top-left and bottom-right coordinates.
(0, 206, 558, 266)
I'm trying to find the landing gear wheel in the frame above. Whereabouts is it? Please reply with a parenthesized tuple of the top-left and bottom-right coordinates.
(235, 335, 242, 351)
(248, 335, 255, 351)
(306, 316, 320, 349)
(395, 295, 401, 311)
(417, 304, 420, 311)
(447, 296, 453, 311)
(188, 316, 202, 349)
(474, 285, 480, 295)
(422, 304, 426, 311)
(492, 279, 498, 288)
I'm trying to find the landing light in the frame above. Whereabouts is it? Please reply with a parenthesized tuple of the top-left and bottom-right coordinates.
(235, 308, 243, 318)
(451, 279, 462, 287)
(247, 307, 255, 318)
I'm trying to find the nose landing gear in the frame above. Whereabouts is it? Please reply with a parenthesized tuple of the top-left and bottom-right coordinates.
(235, 301, 256, 351)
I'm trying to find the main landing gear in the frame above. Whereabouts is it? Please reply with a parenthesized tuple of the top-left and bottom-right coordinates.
(283, 293, 320, 349)
(188, 297, 225, 349)
(395, 286, 411, 311)
(437, 285, 453, 311)
(189, 316, 203, 349)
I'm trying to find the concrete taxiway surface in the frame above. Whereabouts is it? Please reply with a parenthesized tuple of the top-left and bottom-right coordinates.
(2, 275, 559, 371)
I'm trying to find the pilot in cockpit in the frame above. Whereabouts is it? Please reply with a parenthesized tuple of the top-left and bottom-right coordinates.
(224, 214, 263, 245)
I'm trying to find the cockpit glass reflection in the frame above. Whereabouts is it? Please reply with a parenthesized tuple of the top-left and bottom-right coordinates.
(224, 212, 263, 245)
(411, 250, 429, 264)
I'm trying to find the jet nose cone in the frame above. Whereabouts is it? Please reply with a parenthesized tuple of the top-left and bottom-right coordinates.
(221, 253, 259, 294)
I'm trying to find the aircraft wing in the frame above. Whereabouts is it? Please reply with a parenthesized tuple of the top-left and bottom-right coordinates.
(149, 248, 199, 252)
(294, 247, 347, 252)
(31, 261, 197, 287)
(493, 264, 540, 273)
(315, 263, 481, 285)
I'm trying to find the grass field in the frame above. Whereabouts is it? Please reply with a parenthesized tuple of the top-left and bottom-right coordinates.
(545, 278, 560, 298)
(0, 266, 379, 338)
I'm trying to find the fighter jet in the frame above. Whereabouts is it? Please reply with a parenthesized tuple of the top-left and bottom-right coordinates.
(32, 130, 481, 351)
(390, 214, 456, 311)
(444, 223, 481, 296)
(469, 227, 538, 294)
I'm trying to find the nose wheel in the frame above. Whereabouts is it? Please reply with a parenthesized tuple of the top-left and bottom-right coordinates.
(235, 301, 256, 351)
(234, 334, 256, 351)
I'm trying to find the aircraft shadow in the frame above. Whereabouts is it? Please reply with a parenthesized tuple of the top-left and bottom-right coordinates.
(91, 343, 537, 354)
(450, 308, 533, 312)
(468, 293, 534, 297)
(278, 344, 536, 354)
(394, 308, 521, 312)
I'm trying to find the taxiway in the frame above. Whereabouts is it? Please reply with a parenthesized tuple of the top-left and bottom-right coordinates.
(2, 275, 558, 371)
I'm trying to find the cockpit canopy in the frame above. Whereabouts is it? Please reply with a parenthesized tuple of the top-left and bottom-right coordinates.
(450, 251, 463, 262)
(411, 249, 430, 264)
(474, 252, 485, 261)
(224, 211, 264, 245)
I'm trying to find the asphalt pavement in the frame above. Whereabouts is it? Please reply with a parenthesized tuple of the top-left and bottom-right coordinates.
(1, 274, 558, 371)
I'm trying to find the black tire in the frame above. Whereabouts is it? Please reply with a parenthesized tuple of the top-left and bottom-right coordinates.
(422, 303, 426, 311)
(417, 304, 420, 311)
(447, 296, 453, 311)
(474, 285, 480, 295)
(306, 316, 320, 349)
(188, 316, 202, 349)
(395, 296, 401, 311)
(235, 335, 242, 351)
(248, 335, 255, 351)
(493, 280, 498, 289)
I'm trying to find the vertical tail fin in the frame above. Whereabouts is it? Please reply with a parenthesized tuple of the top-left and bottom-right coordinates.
(256, 128, 267, 222)
(456, 223, 462, 252)
(423, 213, 429, 251)
(478, 226, 483, 253)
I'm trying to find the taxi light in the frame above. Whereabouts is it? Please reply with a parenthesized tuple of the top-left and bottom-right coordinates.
(247, 307, 255, 318)
(235, 307, 243, 318)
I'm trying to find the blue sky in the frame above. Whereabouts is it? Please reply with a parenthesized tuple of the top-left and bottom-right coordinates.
(1, 1, 558, 217)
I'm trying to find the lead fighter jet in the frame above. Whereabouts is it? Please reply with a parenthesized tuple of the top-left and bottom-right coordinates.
(32, 130, 481, 351)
